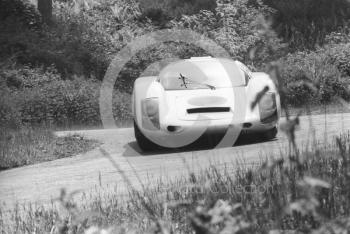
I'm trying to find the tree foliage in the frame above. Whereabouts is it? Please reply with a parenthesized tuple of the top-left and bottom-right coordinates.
(262, 0, 350, 49)
(38, 0, 52, 24)
(173, 0, 285, 66)
(139, 0, 217, 26)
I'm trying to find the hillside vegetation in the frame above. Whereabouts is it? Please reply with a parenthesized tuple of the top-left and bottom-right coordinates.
(1, 0, 350, 128)
(2, 133, 350, 233)
(1, 1, 350, 233)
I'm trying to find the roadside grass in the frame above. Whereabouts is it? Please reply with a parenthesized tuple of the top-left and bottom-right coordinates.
(53, 118, 134, 131)
(285, 101, 350, 117)
(1, 132, 350, 233)
(0, 126, 101, 170)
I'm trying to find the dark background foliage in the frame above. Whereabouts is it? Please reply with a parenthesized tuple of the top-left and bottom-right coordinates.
(139, 0, 217, 26)
(262, 0, 350, 50)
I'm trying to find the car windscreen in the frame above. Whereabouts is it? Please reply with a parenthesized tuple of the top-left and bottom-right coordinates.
(159, 58, 246, 90)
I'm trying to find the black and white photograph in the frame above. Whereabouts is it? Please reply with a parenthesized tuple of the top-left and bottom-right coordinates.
(1, 0, 350, 233)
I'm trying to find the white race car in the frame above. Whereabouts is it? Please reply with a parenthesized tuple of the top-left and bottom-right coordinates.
(132, 57, 281, 151)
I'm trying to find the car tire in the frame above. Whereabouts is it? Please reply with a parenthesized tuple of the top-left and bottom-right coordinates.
(134, 121, 159, 151)
(262, 127, 278, 140)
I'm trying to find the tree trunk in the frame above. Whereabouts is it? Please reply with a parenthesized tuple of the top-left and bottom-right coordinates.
(38, 0, 52, 25)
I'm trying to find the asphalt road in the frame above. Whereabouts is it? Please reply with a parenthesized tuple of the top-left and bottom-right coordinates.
(1, 113, 350, 210)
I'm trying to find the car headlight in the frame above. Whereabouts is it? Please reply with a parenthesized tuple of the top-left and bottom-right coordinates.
(142, 98, 160, 130)
(259, 92, 278, 123)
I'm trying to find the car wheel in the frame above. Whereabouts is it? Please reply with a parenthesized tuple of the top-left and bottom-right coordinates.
(262, 127, 278, 140)
(134, 121, 159, 151)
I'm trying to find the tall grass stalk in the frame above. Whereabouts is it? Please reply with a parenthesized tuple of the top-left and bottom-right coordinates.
(1, 133, 350, 233)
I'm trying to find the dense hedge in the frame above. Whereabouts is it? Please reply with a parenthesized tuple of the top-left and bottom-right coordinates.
(0, 0, 42, 29)
(326, 43, 350, 77)
(0, 0, 122, 80)
(0, 66, 131, 128)
(139, 0, 217, 26)
(262, 0, 350, 50)
(279, 49, 350, 106)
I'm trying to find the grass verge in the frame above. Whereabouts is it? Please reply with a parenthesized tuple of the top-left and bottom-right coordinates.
(283, 101, 350, 117)
(1, 132, 350, 233)
(0, 127, 101, 170)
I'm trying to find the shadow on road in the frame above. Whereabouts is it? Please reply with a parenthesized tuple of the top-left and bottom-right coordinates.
(122, 133, 277, 157)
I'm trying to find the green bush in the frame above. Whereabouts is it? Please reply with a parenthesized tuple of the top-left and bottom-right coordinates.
(323, 43, 350, 77)
(19, 78, 132, 126)
(262, 0, 350, 50)
(0, 0, 42, 29)
(0, 66, 132, 127)
(0, 88, 22, 129)
(139, 0, 217, 25)
(0, 0, 121, 80)
(279, 51, 350, 105)
(173, 0, 285, 66)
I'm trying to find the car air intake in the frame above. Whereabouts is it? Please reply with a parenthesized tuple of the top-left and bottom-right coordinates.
(187, 107, 230, 114)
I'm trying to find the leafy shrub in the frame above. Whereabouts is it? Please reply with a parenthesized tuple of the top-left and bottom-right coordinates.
(279, 51, 350, 105)
(172, 0, 285, 66)
(0, 66, 132, 127)
(325, 29, 350, 45)
(0, 0, 42, 29)
(19, 77, 131, 126)
(323, 43, 350, 77)
(0, 88, 22, 129)
(0, 0, 123, 80)
(139, 6, 171, 27)
(139, 0, 217, 25)
(0, 0, 166, 83)
(262, 0, 350, 50)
